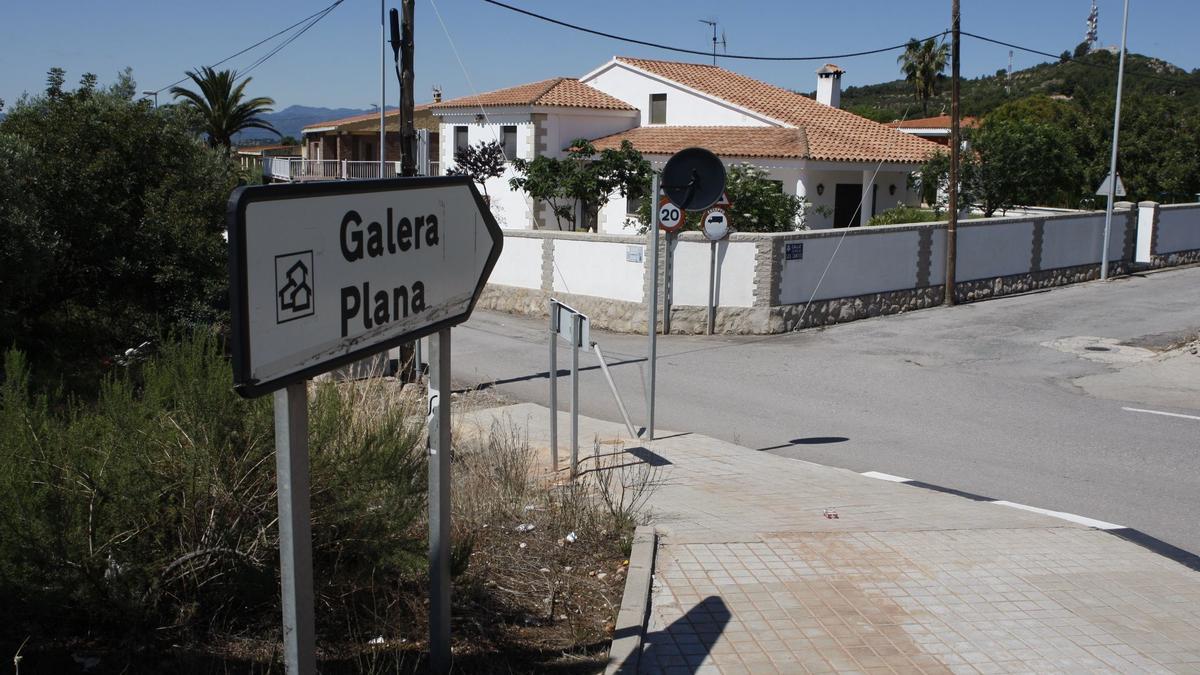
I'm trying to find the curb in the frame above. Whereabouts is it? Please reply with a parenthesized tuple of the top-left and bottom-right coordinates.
(861, 471, 1200, 573)
(606, 525, 657, 675)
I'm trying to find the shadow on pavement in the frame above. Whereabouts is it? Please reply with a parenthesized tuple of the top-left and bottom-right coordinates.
(756, 436, 849, 451)
(631, 596, 730, 673)
(452, 356, 647, 395)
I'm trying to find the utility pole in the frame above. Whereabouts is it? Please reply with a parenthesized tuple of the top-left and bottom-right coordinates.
(944, 0, 960, 307)
(1100, 0, 1130, 281)
(400, 0, 416, 177)
(379, 0, 387, 175)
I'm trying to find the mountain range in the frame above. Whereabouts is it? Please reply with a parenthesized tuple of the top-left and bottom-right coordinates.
(234, 104, 395, 144)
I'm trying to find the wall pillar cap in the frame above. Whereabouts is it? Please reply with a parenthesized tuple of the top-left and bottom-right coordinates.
(1113, 201, 1134, 210)
(1137, 200, 1160, 208)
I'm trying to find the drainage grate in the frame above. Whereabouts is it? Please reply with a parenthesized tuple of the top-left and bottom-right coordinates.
(1085, 346, 1113, 352)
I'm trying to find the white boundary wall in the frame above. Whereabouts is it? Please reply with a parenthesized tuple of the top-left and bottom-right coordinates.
(552, 238, 644, 303)
(779, 228, 923, 304)
(670, 240, 757, 308)
(482, 203, 1200, 333)
(1157, 205, 1200, 254)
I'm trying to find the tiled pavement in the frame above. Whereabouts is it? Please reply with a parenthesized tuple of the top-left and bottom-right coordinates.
(462, 404, 1200, 674)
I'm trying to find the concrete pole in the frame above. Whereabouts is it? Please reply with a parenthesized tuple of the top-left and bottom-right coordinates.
(379, 0, 386, 175)
(1101, 0, 1131, 281)
(944, 0, 961, 306)
(861, 169, 876, 224)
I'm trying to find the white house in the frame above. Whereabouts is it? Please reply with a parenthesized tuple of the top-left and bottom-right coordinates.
(432, 57, 939, 232)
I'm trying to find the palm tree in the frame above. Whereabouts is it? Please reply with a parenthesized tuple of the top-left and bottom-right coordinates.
(170, 66, 277, 151)
(897, 38, 949, 117)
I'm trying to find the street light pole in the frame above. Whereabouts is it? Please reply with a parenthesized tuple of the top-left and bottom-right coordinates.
(1100, 0, 1131, 281)
(380, 0, 387, 176)
(141, 90, 158, 108)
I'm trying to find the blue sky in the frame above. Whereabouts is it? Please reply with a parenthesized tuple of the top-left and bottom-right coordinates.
(2, 1, 1197, 111)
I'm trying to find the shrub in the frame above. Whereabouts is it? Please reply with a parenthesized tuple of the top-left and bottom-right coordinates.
(0, 332, 426, 647)
(867, 204, 940, 226)
(0, 69, 237, 391)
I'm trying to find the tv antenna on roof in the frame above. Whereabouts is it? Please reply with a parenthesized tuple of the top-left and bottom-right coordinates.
(698, 19, 726, 65)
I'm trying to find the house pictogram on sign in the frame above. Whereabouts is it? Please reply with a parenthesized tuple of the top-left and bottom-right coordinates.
(275, 251, 315, 324)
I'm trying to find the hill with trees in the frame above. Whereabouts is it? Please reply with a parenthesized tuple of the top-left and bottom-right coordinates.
(843, 48, 1200, 122)
(843, 48, 1200, 207)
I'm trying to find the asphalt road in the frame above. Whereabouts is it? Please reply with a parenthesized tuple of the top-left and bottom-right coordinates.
(452, 266, 1200, 555)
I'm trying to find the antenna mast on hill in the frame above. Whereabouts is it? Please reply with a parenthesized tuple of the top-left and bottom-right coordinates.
(698, 19, 726, 65)
(1086, 0, 1099, 51)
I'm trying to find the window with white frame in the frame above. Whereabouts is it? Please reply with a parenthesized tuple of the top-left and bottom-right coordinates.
(454, 125, 468, 153)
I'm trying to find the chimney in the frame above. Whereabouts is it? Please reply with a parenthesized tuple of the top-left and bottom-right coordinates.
(815, 64, 845, 108)
(432, 86, 442, 103)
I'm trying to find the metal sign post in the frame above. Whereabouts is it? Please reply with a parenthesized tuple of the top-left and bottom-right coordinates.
(701, 205, 732, 335)
(548, 299, 559, 471)
(227, 176, 502, 675)
(427, 329, 452, 673)
(274, 383, 315, 675)
(646, 174, 661, 441)
(707, 241, 717, 335)
(570, 312, 581, 478)
(663, 232, 674, 335)
(548, 299, 589, 477)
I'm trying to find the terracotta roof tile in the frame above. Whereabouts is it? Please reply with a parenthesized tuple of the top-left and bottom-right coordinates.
(302, 104, 433, 131)
(431, 78, 635, 111)
(887, 114, 979, 129)
(589, 126, 809, 159)
(613, 56, 939, 163)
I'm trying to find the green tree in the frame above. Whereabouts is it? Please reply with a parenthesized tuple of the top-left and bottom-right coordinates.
(447, 139, 505, 199)
(987, 95, 1097, 203)
(965, 118, 1081, 216)
(1111, 96, 1200, 202)
(170, 66, 276, 151)
(897, 37, 949, 116)
(510, 139, 650, 231)
(0, 69, 236, 389)
(724, 164, 804, 232)
(633, 163, 803, 233)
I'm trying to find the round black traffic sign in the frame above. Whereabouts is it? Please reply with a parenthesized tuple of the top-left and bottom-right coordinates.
(662, 147, 726, 212)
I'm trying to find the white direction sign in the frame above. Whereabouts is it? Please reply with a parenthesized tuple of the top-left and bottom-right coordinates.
(228, 177, 503, 397)
(1095, 173, 1126, 197)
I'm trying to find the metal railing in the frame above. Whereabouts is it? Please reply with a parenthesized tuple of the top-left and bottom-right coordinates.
(266, 156, 436, 182)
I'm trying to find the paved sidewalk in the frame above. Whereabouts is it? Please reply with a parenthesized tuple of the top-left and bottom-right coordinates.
(461, 403, 1200, 674)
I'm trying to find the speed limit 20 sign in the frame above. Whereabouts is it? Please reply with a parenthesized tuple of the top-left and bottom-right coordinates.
(657, 196, 685, 233)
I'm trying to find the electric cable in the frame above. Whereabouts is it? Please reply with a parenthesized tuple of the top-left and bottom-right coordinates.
(151, 0, 345, 93)
(481, 0, 947, 62)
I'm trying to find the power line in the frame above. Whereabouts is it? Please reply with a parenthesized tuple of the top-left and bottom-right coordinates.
(961, 30, 1200, 90)
(481, 0, 946, 62)
(152, 0, 345, 94)
(240, 1, 345, 79)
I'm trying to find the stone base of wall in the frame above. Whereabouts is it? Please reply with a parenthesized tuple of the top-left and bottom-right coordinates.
(1148, 248, 1200, 269)
(953, 261, 1130, 303)
(479, 258, 1181, 336)
(478, 286, 650, 334)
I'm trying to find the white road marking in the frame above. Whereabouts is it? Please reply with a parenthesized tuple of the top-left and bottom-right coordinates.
(860, 471, 912, 483)
(1122, 407, 1200, 421)
(992, 500, 1124, 530)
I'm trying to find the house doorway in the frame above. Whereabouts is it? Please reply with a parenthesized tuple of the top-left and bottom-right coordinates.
(833, 183, 862, 228)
